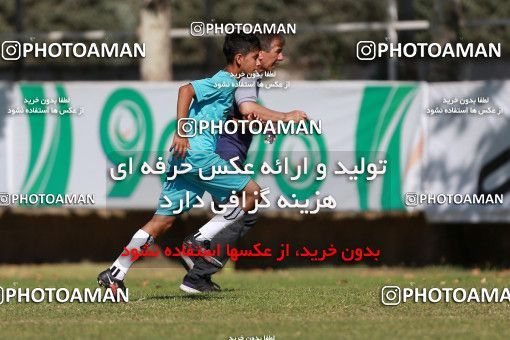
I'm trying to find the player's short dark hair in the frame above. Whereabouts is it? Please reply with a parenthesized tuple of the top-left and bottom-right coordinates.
(223, 33, 261, 64)
(256, 33, 285, 52)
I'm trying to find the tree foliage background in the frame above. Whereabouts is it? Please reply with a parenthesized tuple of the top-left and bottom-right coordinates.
(0, 0, 508, 80)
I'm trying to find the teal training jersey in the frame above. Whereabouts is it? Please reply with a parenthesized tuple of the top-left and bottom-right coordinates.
(156, 70, 251, 216)
(188, 70, 238, 155)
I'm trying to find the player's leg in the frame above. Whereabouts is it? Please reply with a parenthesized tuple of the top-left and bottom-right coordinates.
(98, 175, 202, 293)
(178, 154, 263, 293)
(179, 196, 241, 293)
(179, 154, 261, 289)
(179, 197, 227, 271)
(180, 171, 261, 265)
(211, 212, 258, 269)
(97, 215, 176, 294)
(108, 215, 176, 279)
(185, 212, 258, 290)
(180, 209, 259, 294)
(192, 179, 261, 244)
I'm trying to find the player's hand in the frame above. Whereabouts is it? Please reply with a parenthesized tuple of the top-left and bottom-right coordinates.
(169, 134, 190, 159)
(285, 110, 308, 122)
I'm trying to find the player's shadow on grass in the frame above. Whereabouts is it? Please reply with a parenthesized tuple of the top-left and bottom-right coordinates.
(140, 285, 237, 301)
(146, 293, 228, 301)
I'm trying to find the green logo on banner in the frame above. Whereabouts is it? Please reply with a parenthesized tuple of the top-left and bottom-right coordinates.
(100, 88, 154, 197)
(355, 85, 417, 210)
(19, 84, 73, 203)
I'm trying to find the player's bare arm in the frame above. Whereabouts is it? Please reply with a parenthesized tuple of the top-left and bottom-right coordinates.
(170, 83, 195, 159)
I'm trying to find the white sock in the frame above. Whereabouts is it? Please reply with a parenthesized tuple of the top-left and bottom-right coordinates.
(196, 206, 245, 241)
(110, 229, 154, 280)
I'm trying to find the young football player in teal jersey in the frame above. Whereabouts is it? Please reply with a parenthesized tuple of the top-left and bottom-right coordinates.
(98, 33, 262, 295)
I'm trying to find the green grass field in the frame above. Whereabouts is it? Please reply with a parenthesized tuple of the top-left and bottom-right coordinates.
(1, 263, 510, 339)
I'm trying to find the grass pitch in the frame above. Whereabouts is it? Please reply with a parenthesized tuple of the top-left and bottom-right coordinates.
(1, 263, 510, 339)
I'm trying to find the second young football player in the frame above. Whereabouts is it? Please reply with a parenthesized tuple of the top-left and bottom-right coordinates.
(97, 33, 262, 295)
